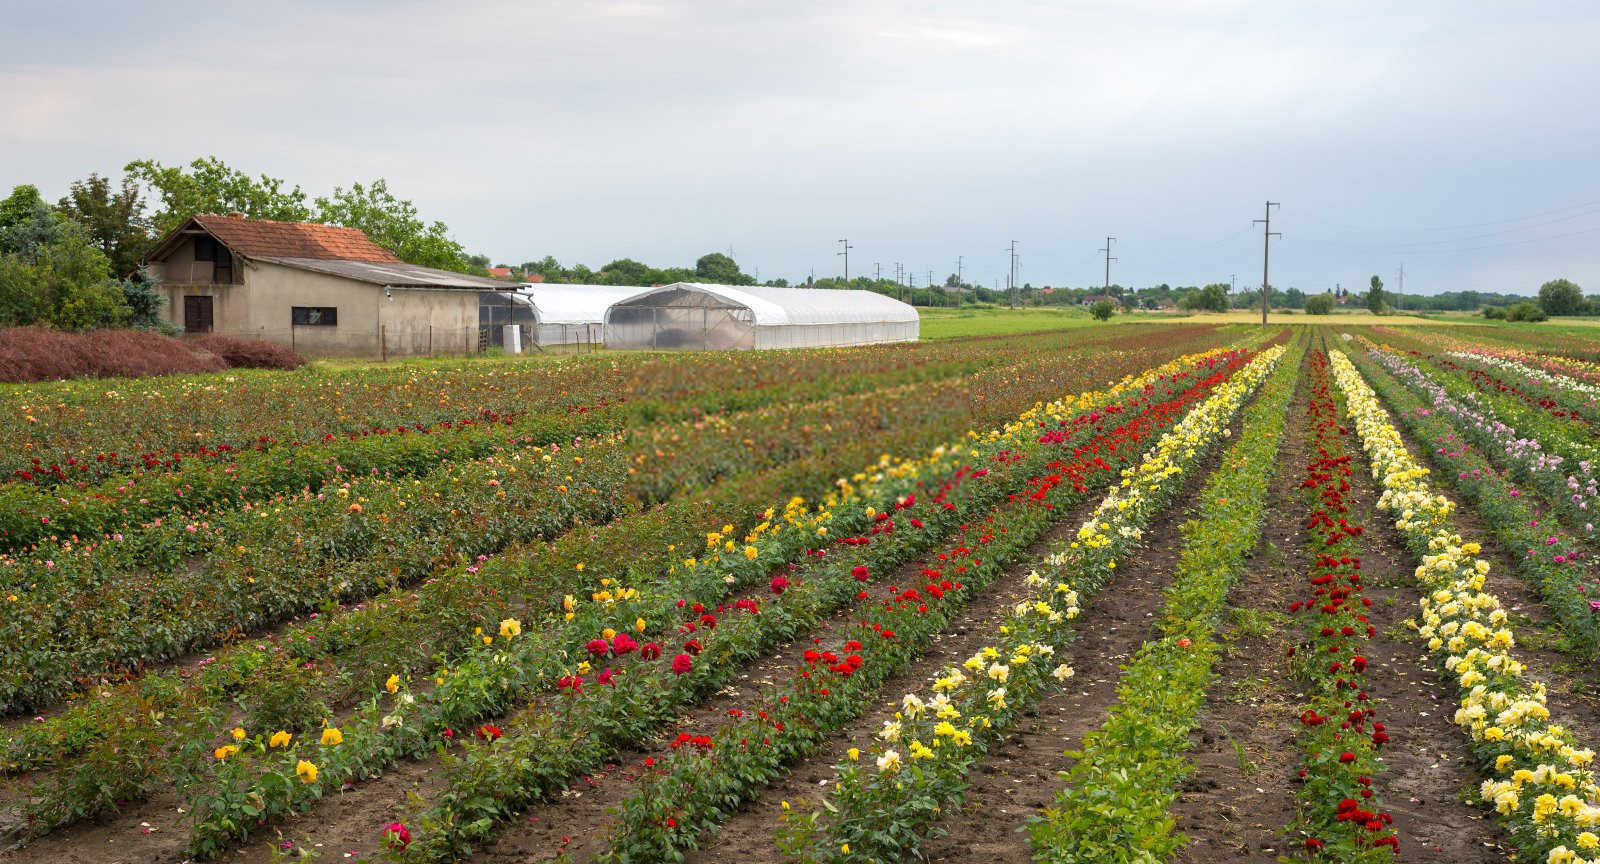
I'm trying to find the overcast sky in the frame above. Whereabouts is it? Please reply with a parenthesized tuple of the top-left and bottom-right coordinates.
(5, 0, 1598, 295)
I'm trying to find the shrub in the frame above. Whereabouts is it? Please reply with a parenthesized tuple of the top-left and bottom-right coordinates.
(186, 333, 303, 370)
(0, 327, 299, 382)
(1090, 300, 1117, 321)
(1482, 305, 1505, 319)
(1304, 293, 1335, 315)
(1503, 301, 1548, 322)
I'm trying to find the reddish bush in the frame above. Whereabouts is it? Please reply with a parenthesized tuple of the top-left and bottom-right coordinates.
(0, 327, 301, 382)
(185, 334, 303, 370)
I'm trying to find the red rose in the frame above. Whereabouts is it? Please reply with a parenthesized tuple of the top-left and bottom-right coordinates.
(586, 638, 610, 657)
(612, 633, 638, 655)
(383, 821, 411, 849)
(852, 565, 869, 581)
(672, 653, 693, 675)
(640, 642, 661, 660)
(1338, 751, 1356, 763)
(770, 575, 790, 594)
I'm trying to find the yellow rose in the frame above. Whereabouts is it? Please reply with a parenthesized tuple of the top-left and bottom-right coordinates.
(231, 726, 247, 741)
(296, 760, 318, 784)
(269, 730, 292, 749)
(321, 727, 344, 747)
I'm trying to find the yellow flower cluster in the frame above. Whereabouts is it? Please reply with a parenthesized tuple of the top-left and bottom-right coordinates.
(1330, 349, 1600, 860)
(1074, 344, 1287, 559)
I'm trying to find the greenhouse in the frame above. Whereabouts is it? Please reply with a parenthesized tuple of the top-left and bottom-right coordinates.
(520, 284, 644, 348)
(604, 282, 919, 350)
(478, 284, 643, 350)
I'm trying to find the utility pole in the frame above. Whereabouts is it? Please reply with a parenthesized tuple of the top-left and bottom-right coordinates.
(1098, 236, 1117, 292)
(874, 262, 881, 284)
(1007, 240, 1018, 308)
(956, 255, 964, 307)
(1230, 274, 1236, 294)
(1253, 201, 1281, 327)
(837, 239, 852, 283)
(1396, 263, 1405, 311)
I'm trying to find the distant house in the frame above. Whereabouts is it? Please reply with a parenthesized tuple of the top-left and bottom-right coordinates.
(1081, 294, 1116, 306)
(141, 213, 507, 357)
(486, 266, 514, 279)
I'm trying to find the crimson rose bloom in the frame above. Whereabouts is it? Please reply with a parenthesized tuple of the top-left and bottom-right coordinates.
(672, 653, 693, 675)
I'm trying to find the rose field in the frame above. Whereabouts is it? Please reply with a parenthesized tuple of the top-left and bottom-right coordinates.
(7, 322, 1600, 864)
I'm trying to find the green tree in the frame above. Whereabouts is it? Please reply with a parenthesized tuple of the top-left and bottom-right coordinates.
(56, 172, 152, 275)
(125, 156, 310, 233)
(0, 185, 45, 232)
(1090, 299, 1117, 321)
(694, 252, 749, 284)
(599, 258, 654, 286)
(312, 179, 471, 272)
(1367, 275, 1385, 314)
(1284, 287, 1306, 309)
(0, 196, 127, 330)
(1538, 278, 1586, 316)
(1305, 293, 1335, 315)
(1195, 283, 1229, 312)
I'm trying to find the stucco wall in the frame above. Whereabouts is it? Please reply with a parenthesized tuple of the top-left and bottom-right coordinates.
(239, 261, 478, 357)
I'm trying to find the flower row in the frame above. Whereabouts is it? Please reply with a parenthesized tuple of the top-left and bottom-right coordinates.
(1028, 338, 1301, 863)
(1329, 348, 1600, 864)
(1285, 349, 1397, 860)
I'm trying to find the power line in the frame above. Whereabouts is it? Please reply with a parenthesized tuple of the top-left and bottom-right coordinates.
(837, 238, 852, 282)
(1323, 197, 1600, 234)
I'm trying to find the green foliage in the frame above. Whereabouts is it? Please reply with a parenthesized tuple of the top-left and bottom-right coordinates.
(694, 252, 752, 285)
(0, 192, 128, 330)
(1366, 275, 1385, 314)
(55, 172, 152, 274)
(0, 184, 46, 231)
(311, 179, 472, 272)
(1482, 305, 1505, 319)
(1305, 292, 1335, 315)
(1284, 286, 1306, 309)
(1090, 299, 1116, 321)
(125, 157, 311, 233)
(1537, 278, 1586, 316)
(1179, 283, 1229, 312)
(1504, 301, 1548, 322)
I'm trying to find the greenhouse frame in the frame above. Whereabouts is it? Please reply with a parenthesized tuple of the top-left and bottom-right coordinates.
(478, 284, 644, 350)
(604, 282, 919, 350)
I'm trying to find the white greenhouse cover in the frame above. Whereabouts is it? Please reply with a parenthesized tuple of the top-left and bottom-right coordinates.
(519, 284, 645, 325)
(604, 282, 919, 350)
(615, 283, 919, 327)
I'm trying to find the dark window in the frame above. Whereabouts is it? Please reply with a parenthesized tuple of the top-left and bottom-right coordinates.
(194, 236, 216, 262)
(292, 306, 338, 326)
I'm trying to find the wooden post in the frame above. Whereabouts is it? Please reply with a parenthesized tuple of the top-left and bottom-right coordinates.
(381, 324, 387, 362)
(428, 325, 433, 356)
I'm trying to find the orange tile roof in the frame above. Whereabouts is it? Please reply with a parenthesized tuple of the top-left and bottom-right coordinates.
(193, 213, 400, 262)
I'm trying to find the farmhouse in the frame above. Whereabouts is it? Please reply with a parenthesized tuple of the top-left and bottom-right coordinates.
(141, 213, 507, 357)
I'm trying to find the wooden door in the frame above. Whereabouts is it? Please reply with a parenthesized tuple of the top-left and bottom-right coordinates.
(184, 295, 213, 333)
